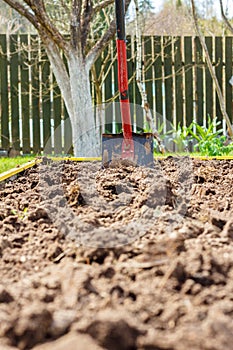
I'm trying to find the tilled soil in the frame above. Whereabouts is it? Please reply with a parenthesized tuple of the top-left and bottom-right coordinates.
(0, 157, 233, 350)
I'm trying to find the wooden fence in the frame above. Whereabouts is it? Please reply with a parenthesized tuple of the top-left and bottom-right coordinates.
(0, 34, 232, 154)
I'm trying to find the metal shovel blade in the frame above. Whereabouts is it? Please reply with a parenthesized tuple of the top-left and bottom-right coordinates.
(102, 132, 154, 168)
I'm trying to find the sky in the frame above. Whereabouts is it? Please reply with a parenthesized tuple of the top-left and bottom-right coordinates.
(148, 0, 233, 18)
(150, 0, 166, 12)
(148, 0, 230, 15)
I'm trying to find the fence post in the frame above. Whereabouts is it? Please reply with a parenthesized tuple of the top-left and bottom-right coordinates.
(184, 36, 194, 126)
(10, 35, 20, 153)
(225, 36, 233, 124)
(205, 36, 213, 124)
(20, 34, 31, 154)
(31, 35, 41, 155)
(0, 34, 9, 150)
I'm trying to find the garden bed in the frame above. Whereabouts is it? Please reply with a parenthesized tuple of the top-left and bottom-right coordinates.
(0, 157, 233, 350)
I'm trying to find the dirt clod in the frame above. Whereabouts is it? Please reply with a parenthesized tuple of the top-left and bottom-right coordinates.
(0, 286, 14, 303)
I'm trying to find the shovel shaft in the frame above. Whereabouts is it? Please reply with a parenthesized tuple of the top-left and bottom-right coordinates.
(115, 0, 133, 158)
(101, 1, 153, 167)
(116, 39, 129, 101)
(115, 0, 126, 40)
(117, 40, 132, 140)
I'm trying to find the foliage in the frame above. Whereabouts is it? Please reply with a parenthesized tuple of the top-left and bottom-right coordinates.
(157, 121, 191, 153)
(187, 116, 233, 156)
(153, 116, 233, 156)
(197, 136, 233, 156)
(171, 122, 190, 152)
(187, 116, 222, 142)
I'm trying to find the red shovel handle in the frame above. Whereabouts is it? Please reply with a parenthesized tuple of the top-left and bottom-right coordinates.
(115, 0, 134, 159)
(117, 39, 132, 140)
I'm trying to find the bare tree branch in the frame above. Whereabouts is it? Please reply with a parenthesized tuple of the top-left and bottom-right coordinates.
(81, 0, 93, 53)
(99, 46, 112, 86)
(93, 0, 114, 14)
(70, 0, 82, 51)
(2, 0, 41, 31)
(219, 0, 233, 34)
(191, 0, 233, 137)
(3, 0, 67, 51)
(86, 0, 131, 69)
(86, 18, 115, 69)
(29, 0, 67, 51)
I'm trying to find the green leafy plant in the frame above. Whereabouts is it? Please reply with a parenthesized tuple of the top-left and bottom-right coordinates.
(161, 122, 191, 153)
(172, 122, 190, 152)
(197, 136, 233, 156)
(187, 116, 233, 156)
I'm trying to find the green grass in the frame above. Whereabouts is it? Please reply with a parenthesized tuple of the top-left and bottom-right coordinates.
(0, 156, 35, 174)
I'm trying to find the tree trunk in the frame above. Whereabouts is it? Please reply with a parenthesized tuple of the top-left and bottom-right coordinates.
(46, 42, 100, 157)
(67, 52, 100, 157)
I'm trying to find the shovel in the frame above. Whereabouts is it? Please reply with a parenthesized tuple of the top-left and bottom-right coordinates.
(102, 0, 154, 168)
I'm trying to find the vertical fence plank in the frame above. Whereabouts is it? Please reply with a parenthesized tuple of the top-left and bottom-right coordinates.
(129, 36, 135, 127)
(127, 36, 135, 129)
(144, 36, 153, 113)
(205, 37, 213, 122)
(194, 37, 204, 125)
(0, 34, 9, 149)
(20, 34, 30, 154)
(63, 104, 73, 154)
(163, 37, 173, 123)
(225, 36, 233, 124)
(103, 46, 113, 133)
(215, 36, 223, 122)
(10, 35, 20, 152)
(92, 55, 101, 101)
(62, 54, 73, 155)
(31, 35, 41, 154)
(113, 41, 121, 133)
(41, 47, 52, 153)
(133, 36, 143, 131)
(53, 78, 62, 154)
(154, 36, 163, 117)
(174, 37, 183, 126)
(184, 37, 193, 126)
